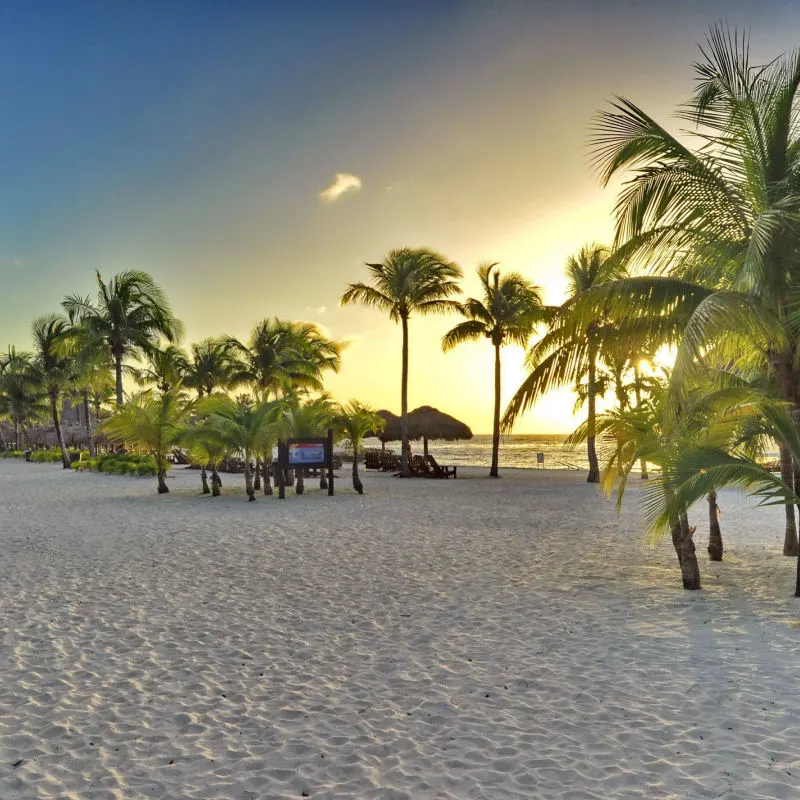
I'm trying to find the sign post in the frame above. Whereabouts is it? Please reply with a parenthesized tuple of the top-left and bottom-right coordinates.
(327, 428, 334, 496)
(277, 439, 286, 499)
(279, 432, 336, 497)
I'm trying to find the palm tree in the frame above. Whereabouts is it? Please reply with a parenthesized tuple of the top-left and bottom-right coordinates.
(135, 345, 189, 393)
(197, 395, 279, 501)
(228, 319, 342, 399)
(30, 315, 74, 469)
(334, 401, 384, 493)
(584, 27, 800, 555)
(502, 244, 626, 482)
(342, 248, 462, 475)
(63, 271, 183, 406)
(184, 338, 237, 397)
(0, 348, 44, 449)
(59, 312, 112, 457)
(442, 263, 544, 477)
(180, 421, 229, 496)
(100, 386, 193, 493)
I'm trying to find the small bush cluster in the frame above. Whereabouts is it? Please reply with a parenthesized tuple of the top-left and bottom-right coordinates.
(29, 449, 80, 463)
(72, 453, 159, 477)
(0, 450, 23, 459)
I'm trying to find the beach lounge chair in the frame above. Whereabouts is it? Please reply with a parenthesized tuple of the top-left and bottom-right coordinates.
(364, 450, 382, 470)
(424, 454, 457, 479)
(410, 454, 432, 476)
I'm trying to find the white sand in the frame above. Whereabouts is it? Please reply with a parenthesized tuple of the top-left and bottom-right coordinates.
(1, 461, 800, 799)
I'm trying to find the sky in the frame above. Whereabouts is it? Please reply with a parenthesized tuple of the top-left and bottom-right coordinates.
(2, 0, 800, 433)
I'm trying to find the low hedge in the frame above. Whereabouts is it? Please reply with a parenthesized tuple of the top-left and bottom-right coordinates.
(0, 450, 23, 459)
(29, 449, 80, 463)
(72, 453, 160, 477)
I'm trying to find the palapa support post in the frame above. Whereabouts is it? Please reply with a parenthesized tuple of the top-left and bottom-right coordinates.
(327, 428, 334, 496)
(277, 439, 286, 500)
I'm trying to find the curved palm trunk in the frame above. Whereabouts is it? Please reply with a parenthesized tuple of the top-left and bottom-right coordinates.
(400, 314, 410, 476)
(211, 466, 221, 496)
(586, 342, 600, 484)
(200, 465, 210, 494)
(254, 457, 262, 490)
(114, 353, 124, 406)
(352, 447, 363, 494)
(244, 459, 255, 501)
(50, 391, 71, 469)
(679, 513, 701, 590)
(707, 491, 723, 561)
(82, 389, 96, 457)
(490, 343, 501, 478)
(779, 444, 798, 556)
(157, 471, 169, 493)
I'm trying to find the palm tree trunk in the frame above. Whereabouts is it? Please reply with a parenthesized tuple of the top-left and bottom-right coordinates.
(50, 391, 71, 469)
(114, 353, 124, 406)
(490, 343, 501, 478)
(320, 470, 328, 490)
(779, 444, 798, 555)
(633, 369, 648, 479)
(352, 447, 363, 494)
(254, 457, 262, 490)
(262, 456, 273, 495)
(679, 513, 701, 590)
(14, 419, 19, 450)
(400, 314, 410, 476)
(200, 465, 210, 494)
(82, 389, 96, 457)
(707, 491, 723, 561)
(157, 468, 169, 494)
(296, 471, 305, 494)
(20, 423, 30, 447)
(586, 345, 600, 484)
(671, 519, 682, 565)
(211, 466, 221, 496)
(244, 459, 255, 501)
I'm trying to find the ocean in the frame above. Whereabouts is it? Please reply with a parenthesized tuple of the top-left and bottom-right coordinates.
(362, 434, 589, 471)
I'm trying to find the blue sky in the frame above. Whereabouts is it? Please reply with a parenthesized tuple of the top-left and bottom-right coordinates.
(2, 1, 800, 430)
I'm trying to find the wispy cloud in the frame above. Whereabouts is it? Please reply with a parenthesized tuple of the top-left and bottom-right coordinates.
(318, 172, 362, 203)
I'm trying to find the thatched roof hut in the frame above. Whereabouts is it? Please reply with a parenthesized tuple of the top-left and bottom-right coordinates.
(369, 409, 401, 449)
(369, 406, 472, 455)
(407, 405, 472, 455)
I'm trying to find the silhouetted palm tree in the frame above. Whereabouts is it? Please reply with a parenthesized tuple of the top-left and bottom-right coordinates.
(342, 248, 462, 475)
(63, 271, 183, 405)
(442, 263, 545, 477)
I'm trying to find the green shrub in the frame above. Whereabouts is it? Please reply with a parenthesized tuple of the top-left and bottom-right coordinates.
(0, 450, 23, 459)
(71, 452, 159, 477)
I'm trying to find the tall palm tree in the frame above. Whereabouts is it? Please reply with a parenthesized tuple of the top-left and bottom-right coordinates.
(341, 247, 462, 475)
(63, 271, 183, 406)
(584, 26, 800, 555)
(135, 345, 190, 393)
(184, 338, 237, 397)
(228, 319, 342, 399)
(335, 401, 384, 493)
(503, 244, 626, 482)
(100, 386, 193, 493)
(30, 315, 74, 469)
(60, 312, 112, 457)
(442, 263, 545, 477)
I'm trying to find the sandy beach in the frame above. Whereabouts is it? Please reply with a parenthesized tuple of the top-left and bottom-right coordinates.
(2, 461, 800, 799)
